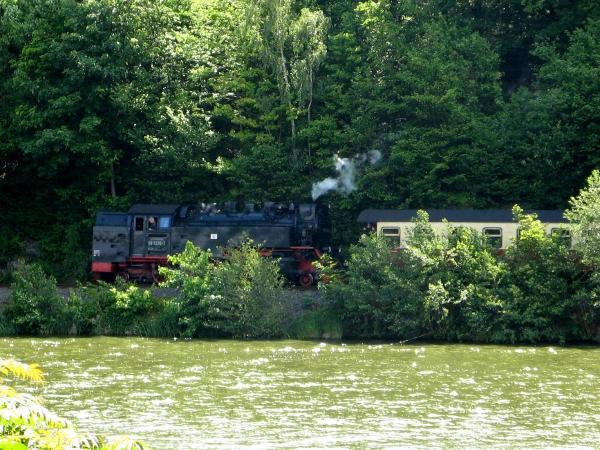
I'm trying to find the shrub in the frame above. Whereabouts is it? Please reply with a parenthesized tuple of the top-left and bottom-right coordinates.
(327, 207, 600, 344)
(159, 241, 214, 337)
(407, 213, 510, 342)
(322, 232, 425, 340)
(3, 263, 70, 335)
(211, 240, 288, 338)
(160, 240, 288, 338)
(502, 206, 590, 343)
(90, 280, 164, 336)
(565, 169, 600, 269)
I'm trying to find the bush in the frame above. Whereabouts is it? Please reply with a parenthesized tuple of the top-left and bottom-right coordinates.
(212, 240, 288, 338)
(566, 169, 600, 269)
(3, 263, 71, 335)
(325, 208, 600, 344)
(160, 240, 288, 338)
(159, 241, 214, 337)
(502, 206, 591, 343)
(322, 232, 424, 340)
(408, 213, 510, 342)
(70, 280, 173, 337)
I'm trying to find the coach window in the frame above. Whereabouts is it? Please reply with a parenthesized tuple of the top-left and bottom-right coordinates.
(159, 216, 171, 229)
(483, 227, 502, 249)
(134, 217, 144, 232)
(381, 227, 401, 246)
(551, 228, 571, 247)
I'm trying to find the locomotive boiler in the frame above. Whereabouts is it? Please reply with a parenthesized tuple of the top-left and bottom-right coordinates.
(91, 202, 329, 286)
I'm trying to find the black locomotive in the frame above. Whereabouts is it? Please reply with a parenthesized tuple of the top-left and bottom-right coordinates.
(91, 202, 329, 286)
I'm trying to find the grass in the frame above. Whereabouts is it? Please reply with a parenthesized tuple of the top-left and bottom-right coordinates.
(287, 307, 343, 340)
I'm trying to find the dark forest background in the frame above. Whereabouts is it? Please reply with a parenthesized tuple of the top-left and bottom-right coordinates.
(1, 0, 599, 280)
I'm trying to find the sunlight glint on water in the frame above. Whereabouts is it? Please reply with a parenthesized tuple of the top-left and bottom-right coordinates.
(3, 337, 600, 449)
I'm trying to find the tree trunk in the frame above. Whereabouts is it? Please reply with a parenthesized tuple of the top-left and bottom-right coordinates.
(307, 66, 313, 171)
(279, 46, 297, 166)
(110, 161, 116, 198)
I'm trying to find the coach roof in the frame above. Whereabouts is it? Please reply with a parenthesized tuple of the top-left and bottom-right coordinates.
(357, 209, 567, 224)
(128, 204, 180, 215)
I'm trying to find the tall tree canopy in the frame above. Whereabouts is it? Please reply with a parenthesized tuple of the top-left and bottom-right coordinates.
(0, 0, 599, 278)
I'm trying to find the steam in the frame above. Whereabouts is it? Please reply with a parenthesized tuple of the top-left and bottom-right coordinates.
(311, 150, 382, 200)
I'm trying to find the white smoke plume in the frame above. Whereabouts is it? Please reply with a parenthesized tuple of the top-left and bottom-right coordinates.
(311, 150, 383, 200)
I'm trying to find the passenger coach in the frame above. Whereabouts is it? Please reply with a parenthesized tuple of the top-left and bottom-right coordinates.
(357, 209, 571, 250)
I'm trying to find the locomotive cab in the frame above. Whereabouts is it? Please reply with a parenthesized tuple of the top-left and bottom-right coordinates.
(128, 204, 179, 258)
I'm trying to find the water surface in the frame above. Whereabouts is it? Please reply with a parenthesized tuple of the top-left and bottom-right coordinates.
(3, 338, 599, 449)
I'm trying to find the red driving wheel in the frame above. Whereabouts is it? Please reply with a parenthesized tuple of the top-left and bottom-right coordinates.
(116, 271, 130, 282)
(298, 272, 314, 288)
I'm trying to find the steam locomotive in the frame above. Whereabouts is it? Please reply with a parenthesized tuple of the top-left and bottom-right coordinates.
(91, 202, 330, 286)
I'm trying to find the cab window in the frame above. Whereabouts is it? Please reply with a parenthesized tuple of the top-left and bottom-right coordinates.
(159, 216, 171, 229)
(147, 216, 158, 231)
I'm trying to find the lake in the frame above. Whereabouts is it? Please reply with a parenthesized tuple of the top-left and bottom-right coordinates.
(3, 337, 599, 449)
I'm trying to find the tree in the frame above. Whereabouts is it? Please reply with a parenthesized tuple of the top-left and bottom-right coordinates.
(0, 0, 216, 278)
(350, 9, 503, 209)
(251, 0, 329, 167)
(566, 170, 600, 269)
(493, 18, 600, 209)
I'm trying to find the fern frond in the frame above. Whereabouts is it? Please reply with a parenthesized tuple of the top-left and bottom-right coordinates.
(0, 359, 44, 383)
(104, 435, 148, 450)
(0, 385, 17, 397)
(0, 391, 71, 428)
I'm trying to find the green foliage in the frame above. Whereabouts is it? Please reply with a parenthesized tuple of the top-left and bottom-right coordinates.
(159, 241, 214, 337)
(92, 280, 166, 337)
(1, 242, 288, 339)
(502, 207, 583, 343)
(324, 208, 600, 344)
(0, 0, 599, 293)
(160, 240, 288, 338)
(407, 213, 509, 342)
(286, 307, 343, 340)
(65, 281, 180, 338)
(212, 240, 288, 338)
(4, 263, 70, 336)
(323, 233, 424, 339)
(1, 263, 178, 338)
(566, 169, 600, 269)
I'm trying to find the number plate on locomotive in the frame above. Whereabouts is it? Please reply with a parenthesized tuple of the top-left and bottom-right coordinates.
(148, 238, 166, 248)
